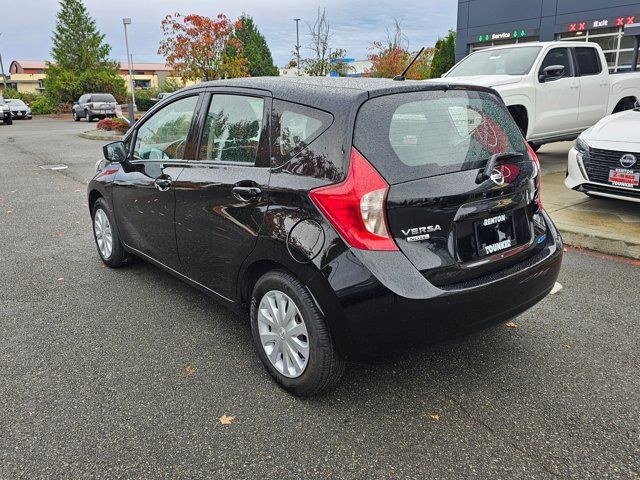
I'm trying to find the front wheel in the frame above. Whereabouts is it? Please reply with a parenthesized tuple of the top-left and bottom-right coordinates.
(4, 115, 12, 125)
(250, 270, 345, 396)
(92, 198, 130, 268)
(73, 110, 80, 122)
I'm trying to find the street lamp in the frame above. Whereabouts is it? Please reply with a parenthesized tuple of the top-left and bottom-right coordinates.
(294, 19, 301, 76)
(0, 33, 7, 90)
(122, 18, 136, 124)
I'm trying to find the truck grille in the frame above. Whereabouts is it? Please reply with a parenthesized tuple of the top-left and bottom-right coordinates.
(583, 148, 639, 184)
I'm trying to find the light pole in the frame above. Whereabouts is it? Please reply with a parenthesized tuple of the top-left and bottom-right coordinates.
(122, 18, 136, 124)
(294, 19, 301, 76)
(0, 33, 7, 90)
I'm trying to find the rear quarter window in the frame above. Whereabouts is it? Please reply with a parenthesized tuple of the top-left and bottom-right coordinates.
(575, 47, 602, 76)
(354, 89, 527, 184)
(271, 99, 333, 166)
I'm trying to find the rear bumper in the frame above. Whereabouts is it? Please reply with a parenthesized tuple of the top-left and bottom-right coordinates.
(309, 211, 563, 357)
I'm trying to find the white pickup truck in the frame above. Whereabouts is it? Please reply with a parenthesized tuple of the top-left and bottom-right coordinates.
(433, 42, 640, 150)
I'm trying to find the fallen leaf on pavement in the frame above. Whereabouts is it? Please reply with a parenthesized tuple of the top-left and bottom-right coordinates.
(56, 277, 64, 282)
(185, 365, 197, 376)
(428, 414, 440, 421)
(563, 247, 568, 253)
(82, 203, 88, 208)
(6, 210, 12, 214)
(506, 321, 518, 328)
(562, 344, 572, 350)
(74, 189, 81, 193)
(55, 232, 64, 238)
(219, 414, 235, 425)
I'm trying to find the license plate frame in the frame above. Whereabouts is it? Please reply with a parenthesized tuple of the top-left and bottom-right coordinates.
(474, 212, 517, 258)
(608, 168, 639, 189)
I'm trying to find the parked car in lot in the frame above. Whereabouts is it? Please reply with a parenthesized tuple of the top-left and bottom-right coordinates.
(72, 93, 117, 121)
(88, 78, 563, 395)
(431, 42, 640, 151)
(566, 102, 640, 202)
(0, 94, 13, 125)
(6, 99, 32, 120)
(150, 91, 174, 106)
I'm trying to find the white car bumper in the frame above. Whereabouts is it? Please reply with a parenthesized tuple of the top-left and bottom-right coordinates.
(565, 147, 640, 203)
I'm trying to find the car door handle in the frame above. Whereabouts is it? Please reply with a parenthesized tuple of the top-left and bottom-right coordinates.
(154, 176, 172, 191)
(232, 186, 262, 201)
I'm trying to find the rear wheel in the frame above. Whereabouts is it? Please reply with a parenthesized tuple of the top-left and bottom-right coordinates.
(4, 115, 12, 125)
(85, 110, 92, 122)
(92, 198, 130, 268)
(73, 110, 80, 121)
(250, 270, 345, 396)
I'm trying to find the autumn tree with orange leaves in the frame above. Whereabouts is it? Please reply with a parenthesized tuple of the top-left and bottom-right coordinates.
(367, 20, 432, 79)
(159, 13, 248, 81)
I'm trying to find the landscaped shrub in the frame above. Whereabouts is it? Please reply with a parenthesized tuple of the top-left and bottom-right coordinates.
(29, 95, 54, 115)
(0, 88, 40, 105)
(134, 88, 158, 112)
(96, 117, 130, 134)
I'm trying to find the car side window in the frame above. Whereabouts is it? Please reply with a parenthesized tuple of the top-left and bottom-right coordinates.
(198, 94, 265, 164)
(133, 95, 198, 161)
(271, 99, 333, 166)
(575, 47, 602, 76)
(539, 48, 573, 78)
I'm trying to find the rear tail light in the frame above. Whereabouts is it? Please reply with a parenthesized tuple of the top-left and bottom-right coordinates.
(526, 142, 543, 211)
(309, 147, 398, 251)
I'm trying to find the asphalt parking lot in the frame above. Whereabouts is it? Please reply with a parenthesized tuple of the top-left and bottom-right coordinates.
(1, 117, 639, 479)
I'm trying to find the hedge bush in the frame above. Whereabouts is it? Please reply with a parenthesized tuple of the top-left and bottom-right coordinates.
(96, 117, 130, 134)
(29, 96, 54, 115)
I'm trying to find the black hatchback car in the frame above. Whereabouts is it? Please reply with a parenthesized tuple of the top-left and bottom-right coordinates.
(88, 78, 562, 396)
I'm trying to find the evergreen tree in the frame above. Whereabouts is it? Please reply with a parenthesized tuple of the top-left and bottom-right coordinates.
(45, 0, 126, 106)
(232, 15, 279, 77)
(429, 30, 456, 79)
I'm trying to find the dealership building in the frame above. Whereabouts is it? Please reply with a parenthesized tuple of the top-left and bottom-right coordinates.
(456, 0, 640, 71)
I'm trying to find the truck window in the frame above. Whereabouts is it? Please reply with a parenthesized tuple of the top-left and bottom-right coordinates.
(575, 47, 602, 76)
(539, 48, 573, 78)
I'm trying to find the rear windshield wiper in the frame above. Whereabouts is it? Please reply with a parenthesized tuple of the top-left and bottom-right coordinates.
(476, 152, 524, 184)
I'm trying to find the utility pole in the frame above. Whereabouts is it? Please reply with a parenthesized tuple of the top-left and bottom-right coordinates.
(0, 33, 7, 90)
(294, 18, 301, 76)
(122, 18, 136, 124)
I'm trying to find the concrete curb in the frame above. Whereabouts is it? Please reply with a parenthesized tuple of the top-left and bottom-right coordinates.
(556, 225, 640, 260)
(78, 130, 123, 142)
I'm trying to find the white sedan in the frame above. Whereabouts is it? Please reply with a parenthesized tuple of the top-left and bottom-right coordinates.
(566, 105, 640, 203)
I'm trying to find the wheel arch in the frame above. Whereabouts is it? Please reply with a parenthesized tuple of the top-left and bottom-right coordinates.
(612, 95, 638, 113)
(508, 104, 529, 138)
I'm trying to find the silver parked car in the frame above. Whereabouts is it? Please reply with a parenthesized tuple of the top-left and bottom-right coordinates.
(72, 93, 117, 122)
(0, 95, 13, 125)
(6, 99, 32, 120)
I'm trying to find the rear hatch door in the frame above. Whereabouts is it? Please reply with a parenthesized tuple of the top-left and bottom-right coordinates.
(354, 87, 546, 287)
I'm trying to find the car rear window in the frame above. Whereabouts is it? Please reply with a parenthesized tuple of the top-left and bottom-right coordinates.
(354, 89, 527, 184)
(91, 94, 116, 103)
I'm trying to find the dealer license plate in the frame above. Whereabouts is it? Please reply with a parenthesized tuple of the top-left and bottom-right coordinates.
(474, 213, 516, 257)
(609, 168, 639, 188)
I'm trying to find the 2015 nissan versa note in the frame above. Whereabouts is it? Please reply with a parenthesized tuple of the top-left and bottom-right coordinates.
(88, 78, 563, 396)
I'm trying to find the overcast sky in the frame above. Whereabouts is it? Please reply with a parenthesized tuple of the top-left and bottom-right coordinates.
(1, 0, 456, 68)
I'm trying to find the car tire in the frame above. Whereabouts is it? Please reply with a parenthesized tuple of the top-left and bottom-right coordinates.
(85, 110, 92, 122)
(73, 111, 80, 122)
(91, 198, 131, 268)
(250, 269, 345, 396)
(4, 115, 12, 125)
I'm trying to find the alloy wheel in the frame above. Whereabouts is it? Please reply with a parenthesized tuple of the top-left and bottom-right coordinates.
(257, 290, 310, 378)
(94, 209, 113, 259)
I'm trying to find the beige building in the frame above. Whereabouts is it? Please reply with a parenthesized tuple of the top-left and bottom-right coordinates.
(6, 60, 187, 94)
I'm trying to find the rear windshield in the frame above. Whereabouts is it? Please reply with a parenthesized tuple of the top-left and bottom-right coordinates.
(91, 94, 116, 103)
(354, 89, 527, 184)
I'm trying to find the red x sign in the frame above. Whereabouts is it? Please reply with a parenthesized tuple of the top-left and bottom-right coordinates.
(627, 16, 635, 25)
(569, 23, 577, 31)
(578, 23, 586, 30)
(617, 17, 625, 26)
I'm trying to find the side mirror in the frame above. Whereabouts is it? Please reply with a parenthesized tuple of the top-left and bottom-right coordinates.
(539, 65, 565, 82)
(103, 141, 128, 163)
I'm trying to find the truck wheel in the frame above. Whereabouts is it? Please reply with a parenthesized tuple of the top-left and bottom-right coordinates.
(250, 270, 345, 396)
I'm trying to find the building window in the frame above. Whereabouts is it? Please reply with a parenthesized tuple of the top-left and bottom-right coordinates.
(558, 26, 638, 72)
(134, 79, 151, 90)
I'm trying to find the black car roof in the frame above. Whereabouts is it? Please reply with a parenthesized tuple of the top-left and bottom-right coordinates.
(185, 77, 495, 112)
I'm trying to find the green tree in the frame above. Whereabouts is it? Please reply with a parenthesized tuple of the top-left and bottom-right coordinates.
(429, 30, 456, 79)
(45, 0, 125, 106)
(231, 15, 278, 77)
